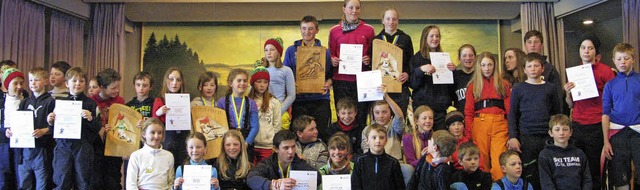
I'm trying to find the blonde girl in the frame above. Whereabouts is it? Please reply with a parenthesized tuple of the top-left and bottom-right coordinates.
(213, 130, 252, 190)
(173, 132, 220, 190)
(402, 105, 434, 167)
(191, 71, 218, 107)
(152, 67, 189, 169)
(463, 52, 511, 180)
(248, 66, 282, 163)
(126, 118, 174, 190)
(216, 69, 259, 161)
(263, 38, 296, 117)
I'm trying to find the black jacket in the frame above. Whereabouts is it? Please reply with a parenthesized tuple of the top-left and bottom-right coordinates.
(538, 141, 592, 190)
(327, 121, 364, 155)
(453, 70, 473, 113)
(126, 96, 155, 118)
(18, 93, 56, 147)
(211, 157, 250, 190)
(407, 154, 454, 190)
(247, 153, 320, 190)
(352, 151, 404, 190)
(410, 53, 455, 112)
(451, 168, 493, 190)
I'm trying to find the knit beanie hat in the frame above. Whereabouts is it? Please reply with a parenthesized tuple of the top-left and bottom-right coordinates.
(250, 59, 270, 84)
(445, 111, 464, 130)
(264, 37, 284, 57)
(1, 65, 24, 89)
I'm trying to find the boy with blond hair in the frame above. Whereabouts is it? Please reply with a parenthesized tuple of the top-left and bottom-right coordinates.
(602, 43, 640, 190)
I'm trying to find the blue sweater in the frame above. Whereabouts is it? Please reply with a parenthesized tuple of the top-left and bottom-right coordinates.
(491, 177, 533, 190)
(283, 39, 333, 102)
(508, 82, 560, 138)
(602, 70, 640, 126)
(216, 96, 259, 145)
(266, 65, 295, 114)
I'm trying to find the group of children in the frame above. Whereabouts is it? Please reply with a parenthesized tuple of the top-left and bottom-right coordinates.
(1, 0, 639, 189)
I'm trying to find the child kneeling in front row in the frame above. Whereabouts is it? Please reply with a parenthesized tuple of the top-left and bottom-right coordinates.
(407, 130, 458, 190)
(126, 118, 174, 189)
(451, 142, 492, 190)
(491, 151, 532, 190)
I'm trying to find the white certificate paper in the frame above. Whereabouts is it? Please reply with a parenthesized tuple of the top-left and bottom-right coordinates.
(356, 70, 384, 102)
(182, 165, 211, 190)
(566, 64, 599, 101)
(290, 170, 318, 190)
(429, 52, 454, 84)
(339, 44, 363, 75)
(322, 175, 351, 190)
(54, 100, 83, 139)
(9, 111, 35, 148)
(165, 93, 192, 131)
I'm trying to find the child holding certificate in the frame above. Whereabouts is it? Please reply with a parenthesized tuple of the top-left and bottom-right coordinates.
(217, 69, 259, 162)
(410, 25, 455, 131)
(212, 130, 252, 190)
(49, 67, 100, 190)
(329, 0, 375, 127)
(126, 118, 174, 190)
(152, 67, 190, 169)
(248, 66, 281, 163)
(191, 71, 218, 107)
(7, 67, 55, 190)
(174, 132, 220, 190)
(1, 66, 27, 189)
(464, 52, 511, 181)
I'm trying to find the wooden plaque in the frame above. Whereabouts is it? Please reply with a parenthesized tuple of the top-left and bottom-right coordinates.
(105, 104, 143, 157)
(191, 106, 229, 159)
(296, 46, 327, 93)
(372, 39, 403, 93)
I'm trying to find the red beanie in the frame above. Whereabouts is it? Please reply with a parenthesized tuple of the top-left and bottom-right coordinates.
(264, 38, 283, 57)
(2, 68, 24, 89)
(251, 65, 270, 84)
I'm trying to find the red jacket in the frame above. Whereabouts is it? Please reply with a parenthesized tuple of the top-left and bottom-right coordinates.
(464, 77, 511, 138)
(328, 20, 375, 82)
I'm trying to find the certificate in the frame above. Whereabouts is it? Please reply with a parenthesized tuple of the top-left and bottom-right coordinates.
(429, 52, 454, 84)
(322, 175, 351, 190)
(165, 93, 192, 131)
(290, 170, 318, 190)
(9, 111, 35, 148)
(182, 165, 212, 190)
(338, 44, 363, 75)
(54, 100, 83, 139)
(356, 70, 384, 102)
(566, 64, 598, 101)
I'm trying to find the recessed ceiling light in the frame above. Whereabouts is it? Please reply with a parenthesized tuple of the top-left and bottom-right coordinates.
(583, 20, 594, 25)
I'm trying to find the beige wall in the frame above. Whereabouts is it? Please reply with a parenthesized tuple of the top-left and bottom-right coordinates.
(123, 22, 142, 100)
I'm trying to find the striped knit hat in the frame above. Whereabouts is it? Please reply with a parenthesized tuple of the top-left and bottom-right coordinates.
(251, 59, 270, 84)
(1, 65, 24, 89)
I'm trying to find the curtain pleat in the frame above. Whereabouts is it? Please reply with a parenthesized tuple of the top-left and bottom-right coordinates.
(521, 2, 561, 77)
(623, 0, 640, 70)
(88, 3, 125, 78)
(50, 11, 85, 67)
(0, 0, 45, 72)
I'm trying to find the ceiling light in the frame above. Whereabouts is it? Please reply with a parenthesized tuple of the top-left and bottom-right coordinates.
(583, 20, 594, 25)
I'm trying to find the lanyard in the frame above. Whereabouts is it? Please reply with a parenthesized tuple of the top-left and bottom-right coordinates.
(382, 35, 398, 45)
(231, 95, 245, 129)
(278, 161, 291, 178)
(201, 97, 215, 107)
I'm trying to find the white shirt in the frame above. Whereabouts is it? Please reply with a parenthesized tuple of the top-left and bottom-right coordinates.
(126, 144, 175, 190)
(4, 94, 22, 128)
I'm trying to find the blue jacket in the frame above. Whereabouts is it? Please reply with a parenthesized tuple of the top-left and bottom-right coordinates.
(283, 39, 333, 102)
(491, 177, 533, 190)
(602, 70, 640, 126)
(175, 159, 220, 190)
